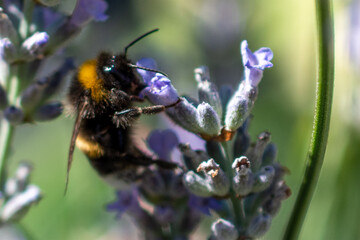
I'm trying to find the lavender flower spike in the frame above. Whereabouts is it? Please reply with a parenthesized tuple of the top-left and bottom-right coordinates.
(241, 40, 273, 87)
(21, 32, 49, 60)
(224, 41, 273, 131)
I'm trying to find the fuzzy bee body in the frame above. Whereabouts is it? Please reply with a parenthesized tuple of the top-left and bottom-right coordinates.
(67, 49, 177, 190)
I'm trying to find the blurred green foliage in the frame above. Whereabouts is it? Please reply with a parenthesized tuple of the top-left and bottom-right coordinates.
(4, 0, 360, 239)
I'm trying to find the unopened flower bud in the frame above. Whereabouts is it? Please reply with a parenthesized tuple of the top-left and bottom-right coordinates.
(197, 103, 221, 136)
(219, 85, 233, 112)
(247, 213, 271, 238)
(246, 131, 271, 171)
(154, 205, 176, 225)
(0, 10, 18, 44)
(252, 165, 275, 193)
(1, 185, 41, 223)
(183, 171, 212, 197)
(195, 66, 222, 117)
(20, 81, 47, 111)
(20, 32, 49, 60)
(197, 159, 230, 197)
(33, 102, 63, 121)
(4, 106, 24, 125)
(210, 218, 238, 240)
(262, 143, 277, 166)
(233, 118, 251, 158)
(0, 38, 16, 62)
(232, 157, 253, 196)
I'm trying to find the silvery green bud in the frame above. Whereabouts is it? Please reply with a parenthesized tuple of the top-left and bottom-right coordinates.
(197, 103, 221, 136)
(183, 171, 213, 197)
(1, 185, 41, 223)
(35, 0, 62, 6)
(197, 159, 230, 197)
(247, 131, 271, 171)
(224, 81, 257, 131)
(233, 118, 251, 158)
(247, 213, 271, 238)
(210, 218, 238, 240)
(195, 66, 222, 117)
(0, 9, 18, 44)
(0, 38, 17, 63)
(232, 157, 253, 196)
(4, 106, 24, 125)
(33, 102, 63, 121)
(20, 32, 49, 60)
(252, 165, 275, 193)
(0, 84, 7, 109)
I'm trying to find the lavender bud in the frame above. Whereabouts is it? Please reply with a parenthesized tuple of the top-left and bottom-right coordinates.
(197, 159, 230, 197)
(1, 185, 41, 223)
(0, 84, 7, 109)
(20, 32, 49, 60)
(210, 218, 238, 240)
(4, 106, 24, 125)
(0, 38, 16, 63)
(224, 81, 257, 132)
(232, 157, 253, 196)
(262, 143, 278, 166)
(252, 165, 275, 193)
(195, 66, 222, 117)
(183, 171, 213, 197)
(233, 118, 251, 158)
(0, 9, 18, 44)
(247, 213, 271, 238)
(246, 131, 271, 171)
(35, 0, 61, 6)
(20, 81, 47, 111)
(33, 102, 63, 121)
(196, 103, 221, 136)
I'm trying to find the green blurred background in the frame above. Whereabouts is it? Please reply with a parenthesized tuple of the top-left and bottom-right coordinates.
(3, 0, 360, 239)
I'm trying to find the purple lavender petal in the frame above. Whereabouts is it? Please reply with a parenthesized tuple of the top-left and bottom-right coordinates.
(140, 73, 179, 105)
(69, 0, 108, 27)
(136, 58, 158, 84)
(147, 129, 179, 160)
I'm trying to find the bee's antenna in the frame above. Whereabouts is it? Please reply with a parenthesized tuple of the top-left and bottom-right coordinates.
(124, 28, 159, 56)
(128, 63, 168, 77)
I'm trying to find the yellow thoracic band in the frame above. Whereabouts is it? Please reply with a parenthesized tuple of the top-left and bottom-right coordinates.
(77, 59, 107, 102)
(76, 134, 105, 158)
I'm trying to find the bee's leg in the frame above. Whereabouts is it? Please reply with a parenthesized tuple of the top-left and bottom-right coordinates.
(113, 98, 181, 128)
(129, 95, 144, 102)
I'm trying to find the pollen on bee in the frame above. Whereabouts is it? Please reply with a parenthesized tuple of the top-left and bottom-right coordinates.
(76, 134, 105, 158)
(78, 59, 107, 102)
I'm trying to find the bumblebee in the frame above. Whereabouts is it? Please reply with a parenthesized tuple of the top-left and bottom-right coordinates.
(66, 29, 179, 191)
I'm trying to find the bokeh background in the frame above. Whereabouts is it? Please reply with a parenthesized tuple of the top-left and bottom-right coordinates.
(2, 0, 360, 239)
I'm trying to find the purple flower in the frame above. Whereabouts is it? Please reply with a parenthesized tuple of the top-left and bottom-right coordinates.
(106, 190, 139, 219)
(69, 0, 108, 27)
(21, 32, 49, 58)
(136, 58, 179, 105)
(147, 129, 179, 160)
(188, 195, 222, 216)
(241, 40, 273, 86)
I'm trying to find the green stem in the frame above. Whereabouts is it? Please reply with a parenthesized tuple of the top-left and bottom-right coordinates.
(0, 66, 20, 188)
(283, 0, 334, 239)
(221, 142, 244, 227)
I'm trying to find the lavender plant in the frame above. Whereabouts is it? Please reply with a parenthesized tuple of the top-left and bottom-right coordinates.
(107, 41, 291, 239)
(0, 0, 107, 226)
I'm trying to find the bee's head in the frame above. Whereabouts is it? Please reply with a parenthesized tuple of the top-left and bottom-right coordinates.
(98, 52, 146, 95)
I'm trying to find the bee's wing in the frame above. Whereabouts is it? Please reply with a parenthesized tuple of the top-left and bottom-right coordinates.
(65, 101, 87, 194)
